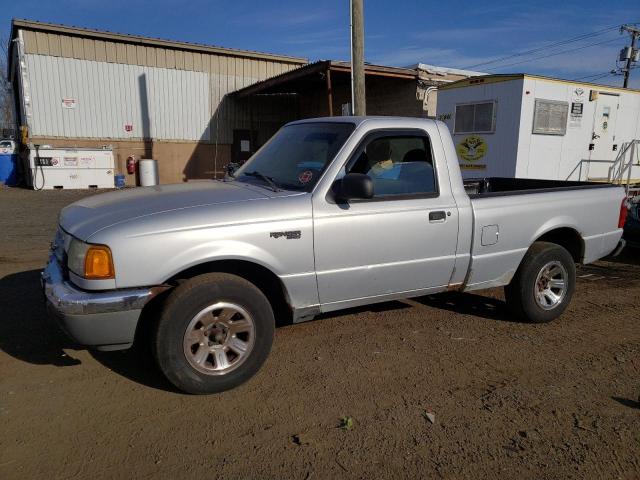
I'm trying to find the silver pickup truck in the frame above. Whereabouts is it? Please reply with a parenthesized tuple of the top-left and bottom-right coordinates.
(43, 117, 626, 394)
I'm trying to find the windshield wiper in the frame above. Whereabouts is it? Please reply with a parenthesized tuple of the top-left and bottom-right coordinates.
(242, 171, 280, 192)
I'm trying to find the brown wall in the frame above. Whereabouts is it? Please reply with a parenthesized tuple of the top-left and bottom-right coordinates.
(324, 77, 424, 117)
(30, 137, 231, 185)
(250, 76, 425, 131)
(366, 77, 425, 117)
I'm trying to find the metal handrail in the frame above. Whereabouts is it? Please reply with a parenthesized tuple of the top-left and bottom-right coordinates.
(612, 140, 640, 196)
(565, 159, 614, 182)
(566, 140, 640, 196)
(608, 141, 638, 183)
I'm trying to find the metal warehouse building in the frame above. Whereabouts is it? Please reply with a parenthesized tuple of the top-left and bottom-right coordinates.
(7, 19, 306, 184)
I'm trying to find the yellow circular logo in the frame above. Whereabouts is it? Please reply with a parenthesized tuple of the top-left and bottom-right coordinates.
(457, 135, 487, 162)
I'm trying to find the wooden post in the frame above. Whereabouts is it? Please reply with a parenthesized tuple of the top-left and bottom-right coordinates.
(326, 67, 334, 116)
(351, 0, 366, 115)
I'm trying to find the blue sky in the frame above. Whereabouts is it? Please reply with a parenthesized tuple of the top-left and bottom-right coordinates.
(2, 0, 639, 87)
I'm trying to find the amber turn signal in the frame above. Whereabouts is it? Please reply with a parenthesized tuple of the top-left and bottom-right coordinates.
(84, 245, 115, 279)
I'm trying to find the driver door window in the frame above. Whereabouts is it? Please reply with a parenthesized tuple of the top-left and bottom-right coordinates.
(347, 135, 437, 198)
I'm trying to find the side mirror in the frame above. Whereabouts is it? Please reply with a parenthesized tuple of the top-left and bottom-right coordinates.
(226, 162, 240, 177)
(336, 173, 374, 201)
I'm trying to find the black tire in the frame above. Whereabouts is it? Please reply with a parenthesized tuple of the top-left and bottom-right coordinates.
(153, 273, 274, 394)
(504, 242, 576, 323)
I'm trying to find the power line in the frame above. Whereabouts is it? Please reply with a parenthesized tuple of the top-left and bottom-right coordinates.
(572, 70, 614, 81)
(584, 73, 615, 82)
(574, 64, 640, 82)
(483, 37, 622, 71)
(462, 24, 624, 69)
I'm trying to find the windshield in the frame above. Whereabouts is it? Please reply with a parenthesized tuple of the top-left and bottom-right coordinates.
(232, 122, 355, 191)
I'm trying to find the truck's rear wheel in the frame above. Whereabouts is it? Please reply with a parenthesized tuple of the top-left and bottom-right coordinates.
(153, 273, 274, 394)
(504, 242, 576, 323)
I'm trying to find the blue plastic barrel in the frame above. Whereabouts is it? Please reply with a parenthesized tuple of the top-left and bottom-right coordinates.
(114, 174, 126, 188)
(0, 154, 18, 185)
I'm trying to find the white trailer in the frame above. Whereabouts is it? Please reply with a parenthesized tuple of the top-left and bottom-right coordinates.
(26, 146, 115, 190)
(435, 74, 640, 185)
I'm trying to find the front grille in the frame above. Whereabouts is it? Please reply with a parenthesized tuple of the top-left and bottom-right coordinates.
(52, 227, 70, 275)
(52, 228, 65, 262)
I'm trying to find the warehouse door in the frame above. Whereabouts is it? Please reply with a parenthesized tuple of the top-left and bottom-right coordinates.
(588, 93, 619, 179)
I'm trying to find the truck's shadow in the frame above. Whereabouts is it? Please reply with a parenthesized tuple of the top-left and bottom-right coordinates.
(1, 268, 520, 393)
(0, 269, 82, 367)
(0, 269, 174, 392)
(90, 347, 178, 393)
(601, 246, 640, 267)
(413, 291, 519, 323)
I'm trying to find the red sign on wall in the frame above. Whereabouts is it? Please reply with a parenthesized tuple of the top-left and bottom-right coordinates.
(124, 124, 133, 132)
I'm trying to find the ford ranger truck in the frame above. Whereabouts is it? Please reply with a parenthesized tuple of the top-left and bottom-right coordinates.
(42, 117, 627, 394)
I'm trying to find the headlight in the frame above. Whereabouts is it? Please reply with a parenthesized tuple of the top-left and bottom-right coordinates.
(67, 238, 115, 279)
(67, 239, 89, 276)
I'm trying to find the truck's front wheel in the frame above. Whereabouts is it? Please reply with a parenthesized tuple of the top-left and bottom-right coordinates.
(505, 242, 576, 323)
(153, 273, 274, 394)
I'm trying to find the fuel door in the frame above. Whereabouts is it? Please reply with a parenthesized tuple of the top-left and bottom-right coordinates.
(481, 224, 499, 246)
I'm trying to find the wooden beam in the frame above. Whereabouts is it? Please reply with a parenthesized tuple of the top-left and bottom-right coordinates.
(329, 65, 416, 80)
(326, 67, 334, 116)
(234, 61, 329, 98)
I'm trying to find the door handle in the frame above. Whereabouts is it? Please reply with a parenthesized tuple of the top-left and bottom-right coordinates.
(429, 211, 447, 222)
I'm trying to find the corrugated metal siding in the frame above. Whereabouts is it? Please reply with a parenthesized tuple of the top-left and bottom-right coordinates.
(26, 54, 210, 141)
(20, 28, 301, 144)
(207, 59, 297, 144)
(17, 21, 306, 64)
(21, 30, 304, 74)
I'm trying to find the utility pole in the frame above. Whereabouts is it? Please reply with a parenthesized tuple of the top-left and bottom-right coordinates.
(620, 24, 640, 88)
(350, 0, 366, 115)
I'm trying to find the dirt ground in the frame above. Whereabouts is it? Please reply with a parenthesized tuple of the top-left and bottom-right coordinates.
(1, 186, 639, 480)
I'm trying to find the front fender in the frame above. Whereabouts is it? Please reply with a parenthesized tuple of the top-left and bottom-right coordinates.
(160, 239, 288, 283)
(103, 213, 316, 299)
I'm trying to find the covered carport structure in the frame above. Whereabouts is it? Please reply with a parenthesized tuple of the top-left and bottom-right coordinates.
(230, 61, 422, 154)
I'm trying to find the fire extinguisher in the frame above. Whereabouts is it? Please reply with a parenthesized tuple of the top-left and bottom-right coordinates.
(126, 155, 136, 174)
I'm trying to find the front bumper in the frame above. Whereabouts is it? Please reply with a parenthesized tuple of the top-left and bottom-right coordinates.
(42, 254, 163, 350)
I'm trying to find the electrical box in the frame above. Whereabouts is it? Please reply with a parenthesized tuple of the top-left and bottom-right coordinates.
(619, 46, 631, 61)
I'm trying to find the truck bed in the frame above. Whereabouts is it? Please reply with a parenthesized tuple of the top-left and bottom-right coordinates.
(462, 176, 624, 292)
(463, 177, 616, 198)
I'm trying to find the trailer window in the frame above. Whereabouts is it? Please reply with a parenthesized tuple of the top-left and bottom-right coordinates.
(454, 102, 495, 133)
(532, 99, 568, 135)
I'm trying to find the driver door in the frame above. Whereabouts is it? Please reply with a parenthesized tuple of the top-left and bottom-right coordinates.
(312, 129, 459, 309)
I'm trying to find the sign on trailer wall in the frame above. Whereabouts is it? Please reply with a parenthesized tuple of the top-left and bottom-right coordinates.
(61, 98, 76, 109)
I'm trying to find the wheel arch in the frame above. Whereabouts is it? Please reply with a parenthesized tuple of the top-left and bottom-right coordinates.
(533, 227, 585, 263)
(135, 260, 293, 350)
(167, 260, 293, 322)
